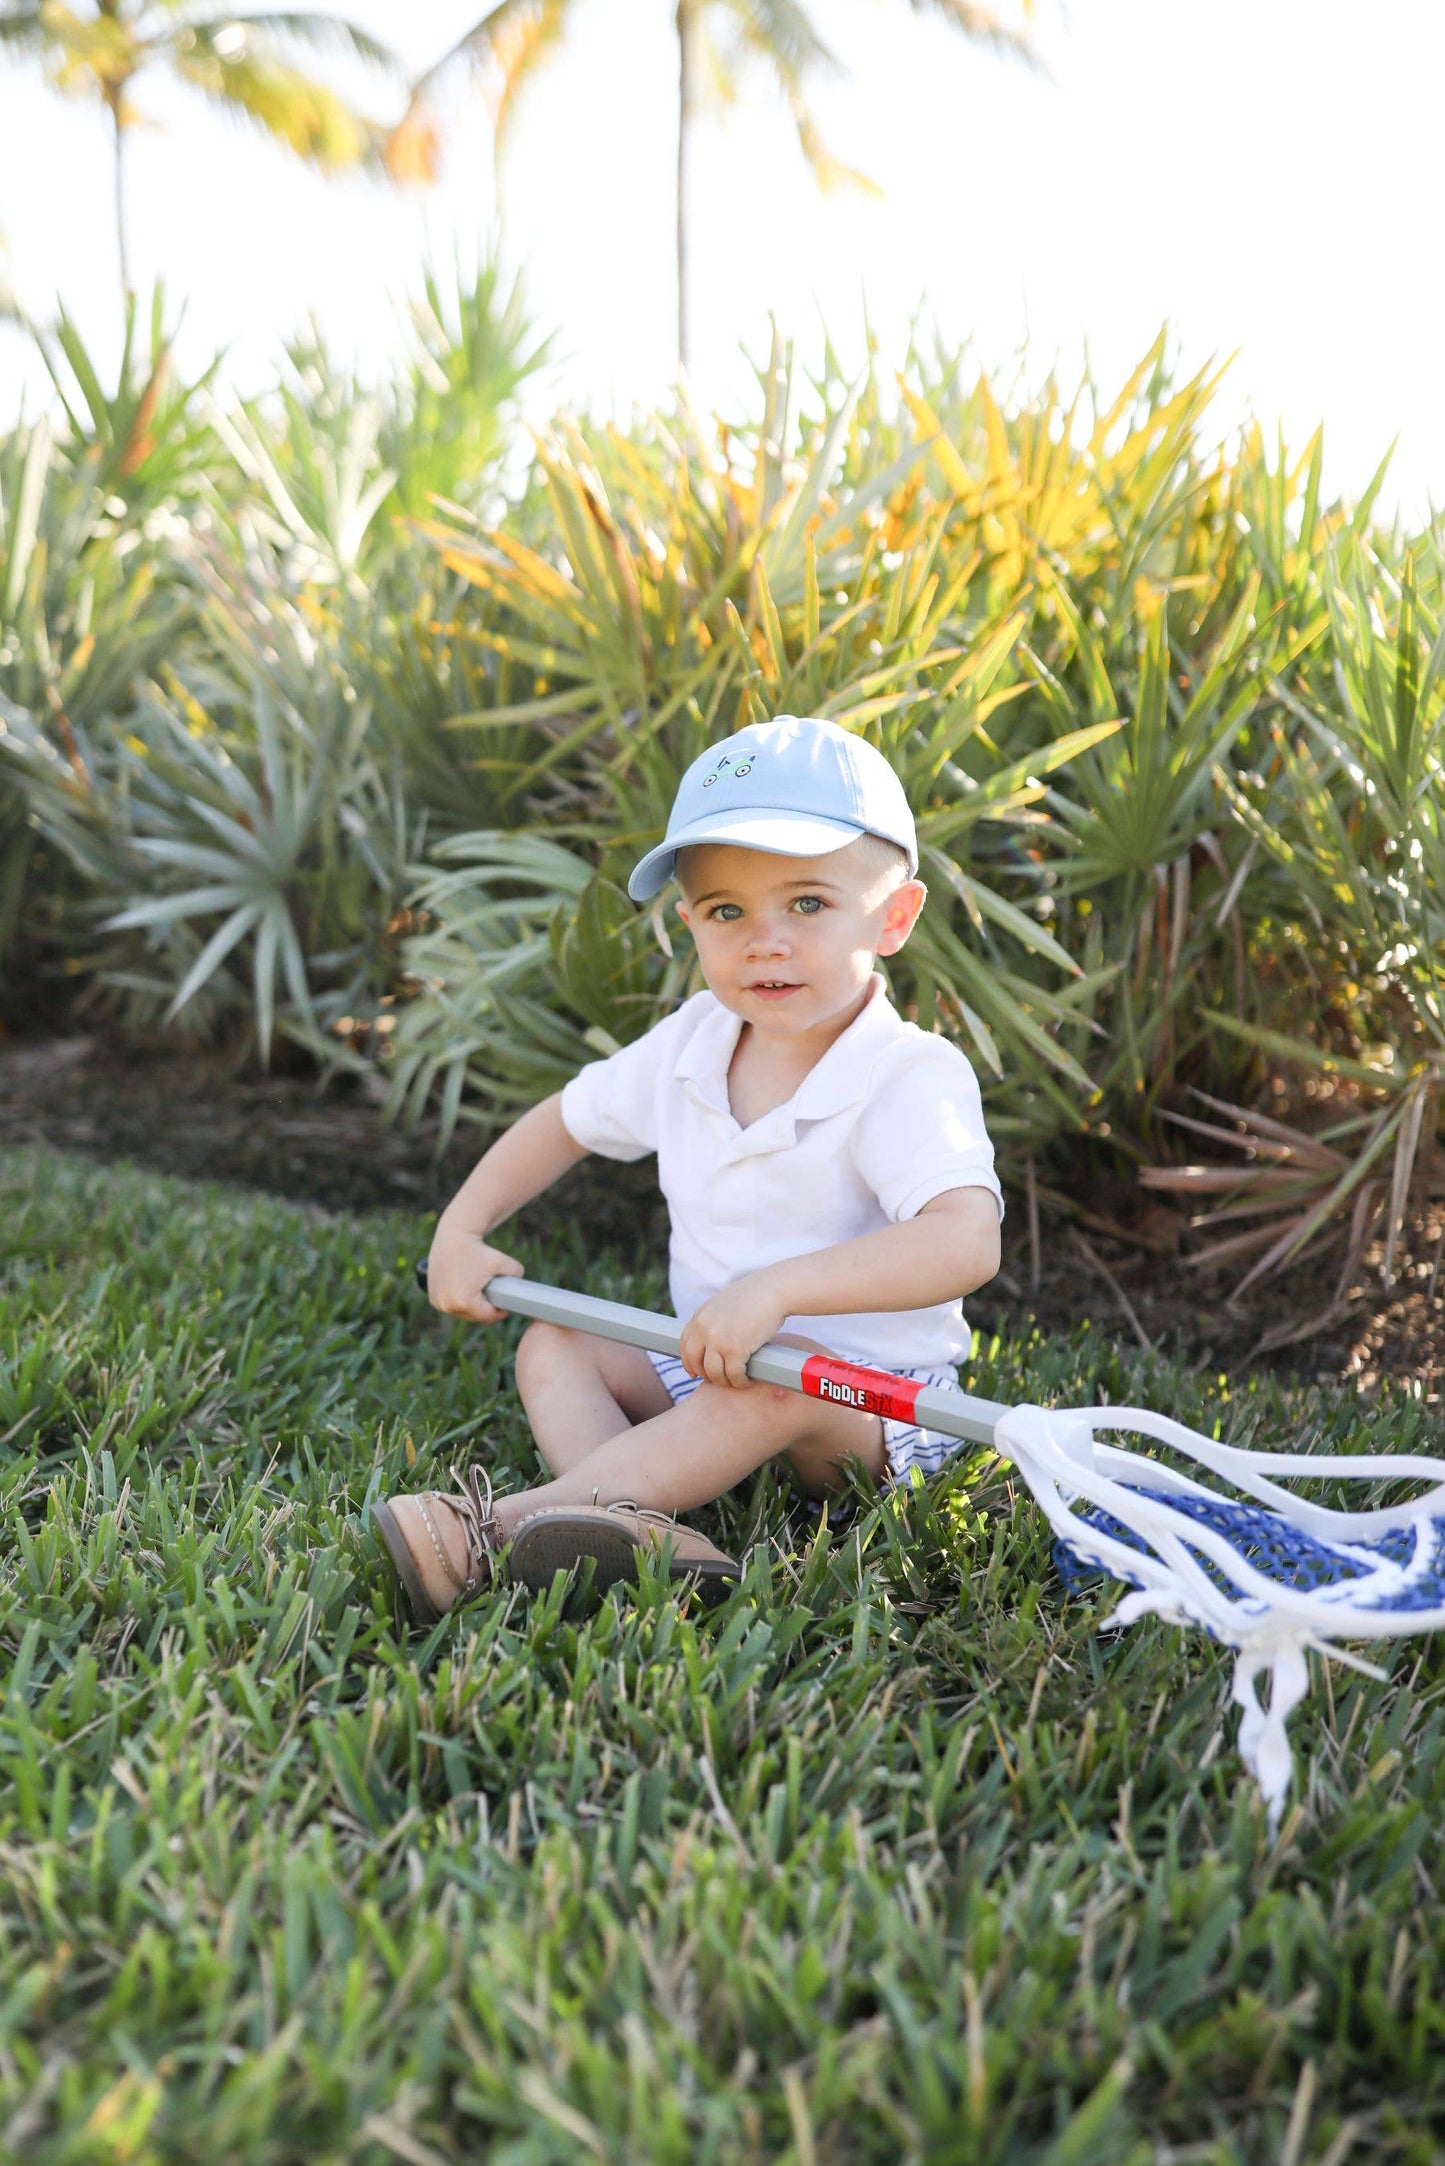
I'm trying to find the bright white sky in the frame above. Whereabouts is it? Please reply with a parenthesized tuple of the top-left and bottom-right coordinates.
(0, 0, 1439, 523)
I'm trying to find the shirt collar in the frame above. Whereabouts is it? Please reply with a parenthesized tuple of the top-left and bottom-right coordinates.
(792, 973, 899, 1119)
(672, 995, 743, 1115)
(673, 972, 900, 1127)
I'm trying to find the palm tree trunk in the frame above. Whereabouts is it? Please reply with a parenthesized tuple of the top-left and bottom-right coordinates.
(675, 0, 696, 374)
(111, 97, 132, 302)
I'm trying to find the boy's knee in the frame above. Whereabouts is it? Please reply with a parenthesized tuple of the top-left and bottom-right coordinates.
(514, 1318, 575, 1389)
(762, 1381, 808, 1418)
(702, 1376, 830, 1440)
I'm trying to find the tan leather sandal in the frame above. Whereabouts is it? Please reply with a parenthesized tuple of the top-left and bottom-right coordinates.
(370, 1467, 503, 1626)
(508, 1501, 739, 1605)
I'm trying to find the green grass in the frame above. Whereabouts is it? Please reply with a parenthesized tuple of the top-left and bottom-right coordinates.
(1, 1147, 1443, 2164)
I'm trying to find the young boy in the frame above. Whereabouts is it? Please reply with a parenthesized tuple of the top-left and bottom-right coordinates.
(372, 715, 1002, 1624)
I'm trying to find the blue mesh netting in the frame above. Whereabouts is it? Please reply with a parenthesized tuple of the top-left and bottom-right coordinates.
(1055, 1486, 1445, 1613)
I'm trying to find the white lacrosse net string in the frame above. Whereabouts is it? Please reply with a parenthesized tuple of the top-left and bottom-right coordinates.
(990, 1403, 1445, 1829)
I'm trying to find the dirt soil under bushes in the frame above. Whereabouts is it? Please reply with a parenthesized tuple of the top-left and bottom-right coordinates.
(2, 1029, 1441, 1400)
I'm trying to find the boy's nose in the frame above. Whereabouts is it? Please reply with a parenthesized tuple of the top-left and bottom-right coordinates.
(744, 916, 790, 957)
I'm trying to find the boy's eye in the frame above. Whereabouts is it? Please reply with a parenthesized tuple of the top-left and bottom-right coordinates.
(703, 896, 824, 921)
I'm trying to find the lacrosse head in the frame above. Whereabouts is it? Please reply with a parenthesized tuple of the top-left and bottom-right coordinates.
(992, 1402, 1445, 1829)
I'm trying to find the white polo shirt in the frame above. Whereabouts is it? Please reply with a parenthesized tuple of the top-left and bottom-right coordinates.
(559, 973, 1002, 1370)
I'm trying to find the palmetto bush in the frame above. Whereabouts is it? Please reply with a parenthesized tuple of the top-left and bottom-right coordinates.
(0, 268, 544, 1037)
(1143, 547, 1445, 1301)
(93, 587, 423, 1058)
(390, 342, 1129, 1145)
(377, 338, 1358, 1157)
(5, 302, 1443, 1287)
(0, 295, 215, 993)
(370, 335, 1445, 1297)
(213, 264, 546, 594)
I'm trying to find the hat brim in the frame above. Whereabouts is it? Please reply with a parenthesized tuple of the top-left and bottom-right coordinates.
(627, 808, 869, 902)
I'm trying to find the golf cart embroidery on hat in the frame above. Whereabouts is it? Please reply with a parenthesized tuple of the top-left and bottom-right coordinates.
(627, 714, 917, 901)
(701, 756, 754, 788)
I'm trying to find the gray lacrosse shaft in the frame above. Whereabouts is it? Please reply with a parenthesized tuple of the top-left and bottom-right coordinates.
(484, 1275, 1009, 1448)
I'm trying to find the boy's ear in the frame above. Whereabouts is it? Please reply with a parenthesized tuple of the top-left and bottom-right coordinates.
(875, 878, 927, 957)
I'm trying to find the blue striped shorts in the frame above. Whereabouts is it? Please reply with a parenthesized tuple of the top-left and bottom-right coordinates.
(645, 1347, 964, 1485)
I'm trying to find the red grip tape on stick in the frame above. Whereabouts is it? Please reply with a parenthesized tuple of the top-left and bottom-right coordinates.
(800, 1355, 922, 1423)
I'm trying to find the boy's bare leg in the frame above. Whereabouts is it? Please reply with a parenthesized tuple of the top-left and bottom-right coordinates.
(491, 1362, 886, 1543)
(377, 1323, 883, 1617)
(513, 1321, 672, 1475)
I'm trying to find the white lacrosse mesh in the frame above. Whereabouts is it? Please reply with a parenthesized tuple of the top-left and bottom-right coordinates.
(992, 1403, 1445, 1828)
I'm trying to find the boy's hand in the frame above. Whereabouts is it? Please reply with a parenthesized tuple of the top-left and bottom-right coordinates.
(680, 1273, 788, 1390)
(426, 1222, 524, 1324)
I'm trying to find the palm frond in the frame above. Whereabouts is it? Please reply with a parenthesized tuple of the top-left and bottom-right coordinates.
(384, 0, 569, 180)
(726, 0, 838, 83)
(0, 5, 47, 55)
(193, 10, 400, 72)
(169, 37, 389, 169)
(906, 0, 1044, 71)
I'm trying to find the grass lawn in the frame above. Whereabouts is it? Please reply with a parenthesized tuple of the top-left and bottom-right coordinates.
(1, 1146, 1443, 2164)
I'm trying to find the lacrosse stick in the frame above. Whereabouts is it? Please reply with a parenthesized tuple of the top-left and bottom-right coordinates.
(417, 1265, 1445, 1828)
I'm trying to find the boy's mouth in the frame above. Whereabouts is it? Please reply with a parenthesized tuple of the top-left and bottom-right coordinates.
(747, 979, 802, 999)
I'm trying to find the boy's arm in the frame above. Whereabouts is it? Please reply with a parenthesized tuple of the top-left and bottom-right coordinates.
(679, 1188, 1001, 1388)
(428, 1093, 590, 1323)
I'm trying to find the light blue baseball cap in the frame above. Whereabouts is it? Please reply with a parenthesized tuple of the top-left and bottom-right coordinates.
(627, 714, 918, 902)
